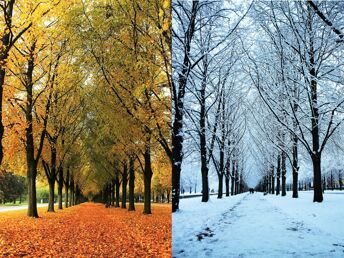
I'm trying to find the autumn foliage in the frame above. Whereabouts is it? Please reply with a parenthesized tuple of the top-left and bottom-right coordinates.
(0, 203, 171, 257)
(0, 0, 172, 255)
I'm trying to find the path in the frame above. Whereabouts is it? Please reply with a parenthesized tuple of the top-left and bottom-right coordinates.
(0, 203, 171, 257)
(173, 193, 344, 257)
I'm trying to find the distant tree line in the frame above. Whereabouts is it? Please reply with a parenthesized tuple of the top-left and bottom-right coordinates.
(257, 168, 344, 193)
(0, 171, 27, 204)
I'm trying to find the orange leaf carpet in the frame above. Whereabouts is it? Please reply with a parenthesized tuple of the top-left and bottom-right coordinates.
(0, 203, 171, 257)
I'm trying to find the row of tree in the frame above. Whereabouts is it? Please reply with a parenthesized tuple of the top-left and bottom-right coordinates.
(172, 0, 252, 212)
(0, 0, 88, 217)
(0, 0, 171, 217)
(259, 167, 344, 193)
(172, 0, 344, 212)
(249, 0, 344, 200)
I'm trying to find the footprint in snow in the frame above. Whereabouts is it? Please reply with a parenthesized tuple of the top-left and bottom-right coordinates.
(196, 227, 215, 241)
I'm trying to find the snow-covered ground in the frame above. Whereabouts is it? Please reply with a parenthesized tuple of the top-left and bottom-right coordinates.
(173, 191, 344, 257)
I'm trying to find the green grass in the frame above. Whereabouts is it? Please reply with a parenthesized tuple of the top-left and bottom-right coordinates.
(0, 202, 28, 207)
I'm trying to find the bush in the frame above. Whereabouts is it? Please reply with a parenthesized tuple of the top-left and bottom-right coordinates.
(0, 171, 27, 203)
(36, 188, 58, 203)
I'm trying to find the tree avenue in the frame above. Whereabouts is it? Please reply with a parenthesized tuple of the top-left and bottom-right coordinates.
(171, 0, 344, 213)
(0, 0, 171, 218)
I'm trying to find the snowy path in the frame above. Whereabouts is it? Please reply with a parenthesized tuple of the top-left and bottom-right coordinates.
(173, 193, 344, 257)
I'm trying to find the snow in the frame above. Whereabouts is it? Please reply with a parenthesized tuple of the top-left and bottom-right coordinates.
(173, 191, 344, 257)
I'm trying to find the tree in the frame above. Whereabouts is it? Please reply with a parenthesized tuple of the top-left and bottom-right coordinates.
(0, 0, 32, 166)
(172, 0, 199, 212)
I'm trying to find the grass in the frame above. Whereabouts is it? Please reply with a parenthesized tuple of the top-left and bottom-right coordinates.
(0, 202, 28, 207)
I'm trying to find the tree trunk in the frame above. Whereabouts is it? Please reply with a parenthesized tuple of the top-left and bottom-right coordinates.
(218, 93, 225, 199)
(230, 159, 235, 195)
(281, 151, 286, 196)
(312, 154, 323, 202)
(27, 166, 38, 218)
(103, 184, 108, 203)
(217, 173, 223, 199)
(73, 184, 76, 205)
(48, 179, 55, 212)
(128, 157, 135, 211)
(115, 175, 120, 208)
(70, 187, 73, 207)
(225, 157, 230, 196)
(75, 185, 78, 205)
(239, 172, 244, 193)
(42, 157, 56, 212)
(322, 175, 326, 193)
(292, 133, 299, 198)
(65, 169, 70, 208)
(26, 44, 39, 218)
(225, 175, 230, 197)
(200, 80, 209, 202)
(72, 185, 75, 206)
(0, 67, 5, 165)
(339, 171, 342, 190)
(121, 162, 128, 209)
(276, 153, 281, 195)
(231, 176, 235, 196)
(143, 142, 153, 214)
(58, 167, 63, 209)
(291, 81, 299, 198)
(172, 123, 182, 212)
(330, 171, 334, 190)
(65, 183, 69, 208)
(111, 179, 115, 206)
(268, 172, 271, 194)
(271, 168, 275, 195)
(308, 17, 323, 203)
(235, 161, 239, 195)
(70, 177, 74, 206)
(167, 190, 170, 203)
(201, 161, 209, 201)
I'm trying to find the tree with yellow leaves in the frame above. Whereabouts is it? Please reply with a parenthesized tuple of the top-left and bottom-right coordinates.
(0, 0, 33, 166)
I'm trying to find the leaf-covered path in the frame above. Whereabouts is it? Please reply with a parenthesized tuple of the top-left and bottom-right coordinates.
(0, 203, 171, 257)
